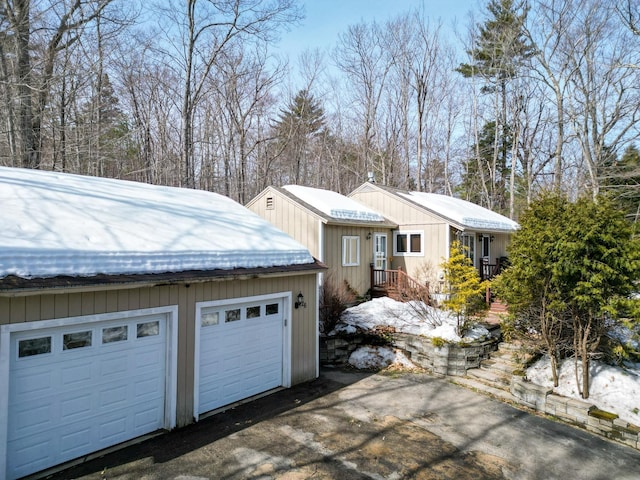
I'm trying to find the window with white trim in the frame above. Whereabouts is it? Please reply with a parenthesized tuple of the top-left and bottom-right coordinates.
(393, 231, 423, 256)
(460, 233, 476, 265)
(342, 235, 360, 266)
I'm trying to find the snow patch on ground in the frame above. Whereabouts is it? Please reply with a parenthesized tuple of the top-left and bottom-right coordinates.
(331, 297, 491, 371)
(348, 346, 415, 370)
(527, 356, 640, 426)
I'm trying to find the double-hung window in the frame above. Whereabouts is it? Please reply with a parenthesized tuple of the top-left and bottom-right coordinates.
(342, 235, 360, 266)
(393, 231, 423, 256)
(460, 233, 476, 265)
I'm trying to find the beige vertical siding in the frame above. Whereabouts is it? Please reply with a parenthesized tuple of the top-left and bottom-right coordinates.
(396, 223, 449, 283)
(248, 188, 322, 259)
(322, 225, 394, 296)
(351, 189, 450, 282)
(489, 232, 511, 260)
(0, 273, 318, 427)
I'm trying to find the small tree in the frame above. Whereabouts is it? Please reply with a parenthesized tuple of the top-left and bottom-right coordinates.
(496, 193, 640, 398)
(441, 241, 488, 336)
(494, 194, 571, 385)
(555, 196, 639, 398)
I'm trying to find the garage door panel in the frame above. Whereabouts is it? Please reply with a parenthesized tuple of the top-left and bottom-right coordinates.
(99, 355, 129, 377)
(59, 427, 91, 456)
(11, 402, 54, 435)
(199, 383, 221, 410)
(135, 375, 161, 395)
(99, 417, 128, 443)
(135, 347, 164, 369)
(8, 436, 53, 478)
(99, 385, 128, 410)
(11, 369, 52, 397)
(134, 406, 163, 431)
(61, 362, 93, 386)
(61, 392, 94, 420)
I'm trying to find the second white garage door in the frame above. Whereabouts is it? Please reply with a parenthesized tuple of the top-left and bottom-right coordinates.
(196, 294, 289, 417)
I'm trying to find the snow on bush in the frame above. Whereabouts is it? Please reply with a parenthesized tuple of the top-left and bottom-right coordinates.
(527, 356, 640, 426)
(332, 297, 490, 343)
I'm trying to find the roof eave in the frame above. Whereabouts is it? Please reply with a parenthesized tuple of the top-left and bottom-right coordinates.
(0, 260, 327, 297)
(324, 219, 397, 228)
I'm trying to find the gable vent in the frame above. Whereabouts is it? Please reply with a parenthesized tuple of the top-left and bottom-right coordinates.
(266, 196, 274, 209)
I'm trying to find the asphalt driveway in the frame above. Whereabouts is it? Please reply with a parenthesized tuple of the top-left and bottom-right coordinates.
(42, 369, 640, 480)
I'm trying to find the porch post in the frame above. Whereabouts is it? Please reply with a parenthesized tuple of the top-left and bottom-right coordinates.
(370, 263, 375, 290)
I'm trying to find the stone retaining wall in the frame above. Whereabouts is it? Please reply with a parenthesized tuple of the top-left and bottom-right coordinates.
(391, 333, 498, 376)
(320, 332, 498, 376)
(320, 335, 368, 366)
(511, 376, 640, 449)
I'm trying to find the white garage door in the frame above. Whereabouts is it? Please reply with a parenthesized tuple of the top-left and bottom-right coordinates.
(197, 296, 287, 416)
(5, 313, 169, 480)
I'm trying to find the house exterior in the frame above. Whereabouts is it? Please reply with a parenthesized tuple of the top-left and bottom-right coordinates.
(247, 185, 397, 296)
(349, 182, 519, 290)
(0, 167, 323, 480)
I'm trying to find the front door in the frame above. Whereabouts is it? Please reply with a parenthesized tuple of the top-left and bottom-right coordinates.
(481, 235, 491, 262)
(374, 233, 387, 270)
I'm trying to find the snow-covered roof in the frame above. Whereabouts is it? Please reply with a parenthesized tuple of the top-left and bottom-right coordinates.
(283, 185, 386, 223)
(399, 191, 519, 232)
(0, 167, 314, 279)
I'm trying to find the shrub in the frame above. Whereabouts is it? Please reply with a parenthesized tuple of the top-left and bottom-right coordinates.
(319, 275, 356, 335)
(441, 241, 488, 336)
(497, 193, 640, 398)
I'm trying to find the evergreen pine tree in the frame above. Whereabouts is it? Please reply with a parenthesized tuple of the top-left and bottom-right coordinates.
(496, 193, 640, 397)
(457, 0, 533, 212)
(272, 89, 326, 185)
(600, 144, 640, 223)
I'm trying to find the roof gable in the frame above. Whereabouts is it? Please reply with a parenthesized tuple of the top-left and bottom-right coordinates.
(0, 167, 314, 279)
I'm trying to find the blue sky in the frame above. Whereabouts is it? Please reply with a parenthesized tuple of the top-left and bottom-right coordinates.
(274, 0, 476, 59)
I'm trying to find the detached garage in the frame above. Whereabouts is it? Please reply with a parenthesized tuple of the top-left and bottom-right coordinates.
(0, 167, 323, 479)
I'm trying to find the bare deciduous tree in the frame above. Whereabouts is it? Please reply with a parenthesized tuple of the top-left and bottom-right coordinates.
(0, 0, 116, 168)
(155, 0, 301, 188)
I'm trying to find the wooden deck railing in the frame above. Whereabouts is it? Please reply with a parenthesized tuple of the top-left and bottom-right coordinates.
(480, 258, 507, 281)
(370, 265, 429, 301)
